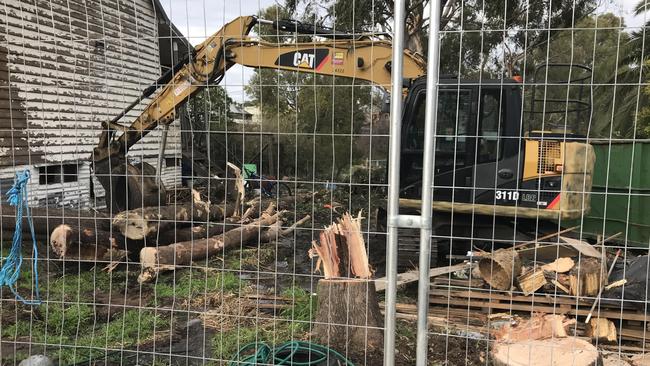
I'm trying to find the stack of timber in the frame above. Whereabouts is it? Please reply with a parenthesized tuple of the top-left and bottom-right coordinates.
(420, 230, 650, 360)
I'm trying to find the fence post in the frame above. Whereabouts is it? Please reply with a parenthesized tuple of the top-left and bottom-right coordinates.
(384, 0, 407, 364)
(415, 1, 442, 364)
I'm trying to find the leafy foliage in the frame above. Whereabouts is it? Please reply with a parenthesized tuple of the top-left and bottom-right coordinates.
(242, 5, 380, 181)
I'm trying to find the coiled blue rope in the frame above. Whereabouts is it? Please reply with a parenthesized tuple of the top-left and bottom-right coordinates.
(0, 170, 41, 305)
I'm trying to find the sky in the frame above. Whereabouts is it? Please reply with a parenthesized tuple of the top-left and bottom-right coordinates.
(158, 0, 276, 102)
(159, 0, 647, 101)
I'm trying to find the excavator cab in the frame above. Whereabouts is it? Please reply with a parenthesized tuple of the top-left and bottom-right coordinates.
(393, 66, 595, 267)
(400, 77, 525, 206)
(399, 66, 595, 221)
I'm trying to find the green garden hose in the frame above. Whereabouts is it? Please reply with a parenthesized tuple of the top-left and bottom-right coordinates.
(228, 340, 355, 366)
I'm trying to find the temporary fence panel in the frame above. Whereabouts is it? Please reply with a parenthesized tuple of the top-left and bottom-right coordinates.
(0, 0, 648, 366)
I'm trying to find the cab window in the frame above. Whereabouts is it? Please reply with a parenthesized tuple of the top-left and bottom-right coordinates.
(406, 89, 471, 157)
(477, 89, 505, 163)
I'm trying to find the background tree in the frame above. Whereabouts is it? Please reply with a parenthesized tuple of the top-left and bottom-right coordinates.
(523, 13, 633, 137)
(623, 0, 650, 138)
(285, 0, 599, 78)
(244, 5, 379, 182)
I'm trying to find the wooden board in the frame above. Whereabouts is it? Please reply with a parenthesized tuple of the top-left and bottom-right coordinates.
(429, 289, 648, 322)
(375, 262, 472, 292)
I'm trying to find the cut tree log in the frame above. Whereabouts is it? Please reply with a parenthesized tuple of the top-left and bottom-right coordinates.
(518, 268, 547, 296)
(491, 337, 601, 366)
(568, 257, 607, 297)
(138, 208, 309, 282)
(48, 225, 128, 264)
(478, 249, 522, 290)
(0, 205, 111, 235)
(113, 202, 237, 240)
(312, 279, 384, 358)
(49, 224, 135, 259)
(585, 318, 617, 343)
(493, 314, 573, 343)
(154, 221, 241, 246)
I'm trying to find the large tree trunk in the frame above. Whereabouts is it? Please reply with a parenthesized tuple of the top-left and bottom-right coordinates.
(312, 279, 384, 361)
(0, 205, 110, 235)
(154, 221, 238, 245)
(49, 224, 138, 262)
(113, 202, 237, 240)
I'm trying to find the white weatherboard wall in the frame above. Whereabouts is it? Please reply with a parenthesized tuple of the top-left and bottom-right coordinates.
(0, 0, 181, 208)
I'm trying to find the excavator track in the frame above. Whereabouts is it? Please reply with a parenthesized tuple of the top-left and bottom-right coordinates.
(397, 228, 439, 271)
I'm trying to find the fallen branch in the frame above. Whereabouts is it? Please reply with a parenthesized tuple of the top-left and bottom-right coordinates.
(138, 206, 285, 282)
(1, 205, 111, 235)
(259, 215, 311, 243)
(374, 262, 473, 292)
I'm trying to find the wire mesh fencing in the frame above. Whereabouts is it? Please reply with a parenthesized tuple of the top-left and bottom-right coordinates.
(0, 0, 649, 365)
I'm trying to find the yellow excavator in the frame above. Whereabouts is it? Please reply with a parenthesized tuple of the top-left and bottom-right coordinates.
(92, 15, 595, 265)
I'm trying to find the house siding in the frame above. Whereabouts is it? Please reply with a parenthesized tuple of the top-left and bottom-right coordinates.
(0, 0, 181, 208)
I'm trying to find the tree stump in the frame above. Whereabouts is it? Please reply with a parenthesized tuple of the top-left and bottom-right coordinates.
(491, 337, 601, 366)
(312, 279, 383, 359)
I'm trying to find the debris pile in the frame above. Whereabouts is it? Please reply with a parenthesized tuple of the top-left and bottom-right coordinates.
(1, 166, 311, 280)
(409, 230, 650, 364)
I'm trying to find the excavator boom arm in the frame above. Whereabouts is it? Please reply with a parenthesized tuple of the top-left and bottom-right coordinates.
(92, 15, 426, 164)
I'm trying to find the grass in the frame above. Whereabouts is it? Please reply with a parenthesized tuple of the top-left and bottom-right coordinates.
(2, 303, 168, 364)
(0, 261, 167, 364)
(152, 269, 242, 301)
(1, 237, 314, 364)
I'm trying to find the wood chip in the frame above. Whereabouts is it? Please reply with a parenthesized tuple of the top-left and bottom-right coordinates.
(518, 269, 547, 296)
(586, 318, 617, 343)
(542, 257, 575, 273)
(605, 279, 627, 290)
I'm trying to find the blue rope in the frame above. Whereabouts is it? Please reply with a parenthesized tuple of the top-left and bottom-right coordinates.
(0, 170, 41, 305)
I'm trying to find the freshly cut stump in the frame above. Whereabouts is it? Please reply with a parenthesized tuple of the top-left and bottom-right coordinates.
(479, 249, 522, 290)
(491, 337, 600, 366)
(313, 279, 383, 359)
